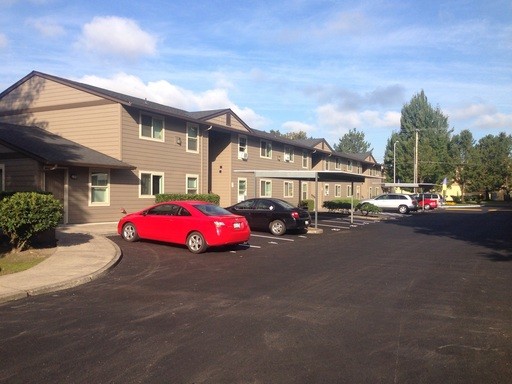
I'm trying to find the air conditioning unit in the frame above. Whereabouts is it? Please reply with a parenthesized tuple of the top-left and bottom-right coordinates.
(241, 152, 249, 160)
(284, 154, 291, 162)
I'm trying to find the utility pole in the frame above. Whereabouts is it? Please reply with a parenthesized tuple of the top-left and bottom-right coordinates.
(414, 129, 418, 193)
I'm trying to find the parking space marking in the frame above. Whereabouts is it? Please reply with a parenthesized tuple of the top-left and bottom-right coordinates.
(316, 223, 351, 230)
(250, 234, 295, 242)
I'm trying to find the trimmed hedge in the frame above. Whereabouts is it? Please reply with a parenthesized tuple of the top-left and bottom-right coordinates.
(155, 193, 220, 205)
(0, 192, 63, 251)
(322, 199, 360, 212)
(299, 199, 314, 211)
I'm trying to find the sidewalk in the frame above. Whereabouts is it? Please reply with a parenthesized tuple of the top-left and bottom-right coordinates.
(0, 223, 121, 304)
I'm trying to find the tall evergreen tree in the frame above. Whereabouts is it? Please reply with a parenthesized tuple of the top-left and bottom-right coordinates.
(384, 90, 452, 185)
(449, 129, 476, 200)
(334, 128, 371, 153)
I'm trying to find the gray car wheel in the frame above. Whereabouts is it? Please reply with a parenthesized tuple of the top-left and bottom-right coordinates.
(122, 222, 140, 242)
(269, 220, 286, 236)
(186, 231, 207, 254)
(398, 205, 409, 214)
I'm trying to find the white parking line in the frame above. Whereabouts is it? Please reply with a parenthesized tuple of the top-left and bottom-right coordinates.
(316, 223, 351, 229)
(250, 234, 295, 242)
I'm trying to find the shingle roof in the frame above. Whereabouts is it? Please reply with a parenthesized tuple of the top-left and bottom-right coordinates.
(0, 123, 135, 169)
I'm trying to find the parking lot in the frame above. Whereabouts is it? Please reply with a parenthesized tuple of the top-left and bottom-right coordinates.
(1, 208, 511, 383)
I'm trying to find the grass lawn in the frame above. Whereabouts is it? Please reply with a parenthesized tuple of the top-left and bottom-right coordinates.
(0, 243, 55, 276)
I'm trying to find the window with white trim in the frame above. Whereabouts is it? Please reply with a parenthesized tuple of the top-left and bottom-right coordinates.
(238, 135, 248, 159)
(186, 175, 199, 194)
(90, 170, 110, 205)
(301, 182, 308, 201)
(347, 160, 353, 172)
(347, 185, 352, 197)
(260, 140, 272, 158)
(284, 181, 294, 197)
(324, 158, 329, 170)
(324, 184, 329, 196)
(302, 151, 308, 168)
(140, 171, 164, 197)
(140, 113, 164, 141)
(356, 185, 361, 198)
(187, 123, 199, 153)
(335, 158, 342, 170)
(260, 179, 272, 197)
(335, 184, 341, 197)
(0, 164, 4, 191)
(284, 146, 294, 162)
(356, 162, 362, 174)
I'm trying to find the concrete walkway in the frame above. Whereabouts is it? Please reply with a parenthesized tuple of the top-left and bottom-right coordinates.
(0, 223, 121, 303)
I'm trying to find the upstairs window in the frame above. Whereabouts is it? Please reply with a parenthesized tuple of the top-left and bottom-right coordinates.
(238, 135, 248, 159)
(260, 140, 272, 159)
(335, 158, 342, 170)
(284, 146, 294, 162)
(140, 113, 164, 141)
(187, 124, 199, 153)
(302, 151, 308, 168)
(347, 160, 353, 172)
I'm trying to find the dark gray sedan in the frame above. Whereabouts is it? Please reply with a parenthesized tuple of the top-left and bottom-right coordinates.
(226, 198, 311, 235)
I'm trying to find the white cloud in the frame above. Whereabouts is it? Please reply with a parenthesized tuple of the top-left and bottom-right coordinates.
(77, 16, 157, 60)
(26, 18, 65, 37)
(78, 73, 268, 129)
(449, 103, 497, 120)
(473, 113, 512, 129)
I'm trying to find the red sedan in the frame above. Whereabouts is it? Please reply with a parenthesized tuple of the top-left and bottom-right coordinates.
(117, 201, 250, 253)
(414, 194, 438, 210)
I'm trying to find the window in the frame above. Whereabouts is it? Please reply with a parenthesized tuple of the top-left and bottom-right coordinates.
(260, 179, 272, 197)
(347, 160, 353, 172)
(324, 158, 329, 170)
(140, 113, 164, 141)
(302, 151, 308, 168)
(335, 158, 342, 170)
(187, 123, 199, 152)
(186, 175, 198, 194)
(347, 185, 352, 197)
(356, 185, 361, 199)
(260, 140, 272, 159)
(0, 164, 4, 191)
(301, 182, 308, 201)
(284, 146, 294, 162)
(335, 184, 341, 197)
(324, 184, 329, 196)
(90, 170, 109, 205)
(238, 135, 248, 159)
(140, 171, 163, 197)
(284, 181, 294, 197)
(356, 162, 362, 174)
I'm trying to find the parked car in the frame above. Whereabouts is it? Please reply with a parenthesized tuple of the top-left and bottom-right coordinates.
(359, 193, 418, 214)
(421, 193, 444, 206)
(118, 201, 250, 254)
(225, 198, 311, 236)
(412, 194, 438, 210)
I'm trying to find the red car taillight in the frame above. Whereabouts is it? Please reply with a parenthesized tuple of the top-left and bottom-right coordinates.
(291, 211, 300, 220)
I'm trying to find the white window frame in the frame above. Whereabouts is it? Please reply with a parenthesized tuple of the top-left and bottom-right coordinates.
(186, 123, 199, 153)
(324, 158, 329, 171)
(347, 160, 353, 172)
(238, 135, 248, 159)
(139, 113, 164, 141)
(89, 169, 110, 206)
(284, 146, 294, 162)
(335, 158, 342, 170)
(0, 164, 4, 191)
(347, 185, 352, 197)
(186, 174, 199, 194)
(356, 185, 361, 199)
(260, 179, 272, 197)
(260, 140, 272, 159)
(335, 184, 341, 197)
(139, 171, 164, 198)
(301, 182, 308, 201)
(357, 162, 362, 174)
(302, 151, 308, 169)
(324, 184, 329, 196)
(284, 181, 294, 198)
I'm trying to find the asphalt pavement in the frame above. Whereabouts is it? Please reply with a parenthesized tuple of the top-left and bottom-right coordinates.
(0, 223, 121, 303)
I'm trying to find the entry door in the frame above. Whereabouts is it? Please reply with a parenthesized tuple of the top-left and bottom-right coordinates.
(238, 178, 247, 202)
(45, 168, 67, 223)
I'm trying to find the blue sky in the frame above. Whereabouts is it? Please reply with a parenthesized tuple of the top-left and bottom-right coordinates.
(1, 0, 511, 162)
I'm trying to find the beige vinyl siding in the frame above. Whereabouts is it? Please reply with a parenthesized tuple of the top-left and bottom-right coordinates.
(205, 113, 249, 132)
(1, 157, 42, 191)
(209, 132, 232, 206)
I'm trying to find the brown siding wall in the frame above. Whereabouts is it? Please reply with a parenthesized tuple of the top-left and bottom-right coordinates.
(1, 156, 42, 191)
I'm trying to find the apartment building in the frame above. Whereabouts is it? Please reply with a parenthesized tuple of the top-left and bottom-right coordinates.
(0, 71, 383, 224)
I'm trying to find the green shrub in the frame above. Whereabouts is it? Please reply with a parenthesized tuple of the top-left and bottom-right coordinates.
(299, 199, 314, 211)
(155, 193, 220, 205)
(355, 202, 382, 215)
(322, 199, 359, 212)
(0, 192, 63, 251)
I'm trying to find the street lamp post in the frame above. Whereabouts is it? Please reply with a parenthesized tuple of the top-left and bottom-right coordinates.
(393, 140, 399, 185)
(414, 129, 419, 193)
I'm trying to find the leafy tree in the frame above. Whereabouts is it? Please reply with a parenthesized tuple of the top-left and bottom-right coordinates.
(270, 129, 309, 140)
(471, 133, 512, 199)
(449, 130, 476, 201)
(334, 128, 371, 153)
(384, 90, 452, 185)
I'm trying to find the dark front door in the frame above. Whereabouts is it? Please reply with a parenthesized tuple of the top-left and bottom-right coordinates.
(45, 168, 66, 223)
